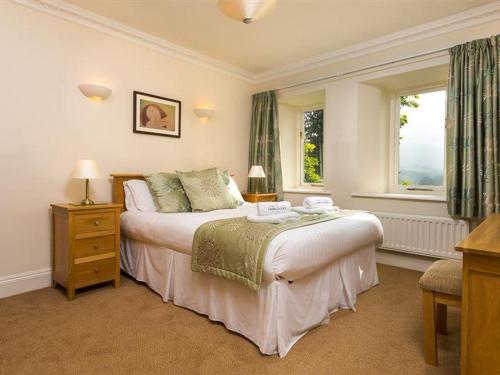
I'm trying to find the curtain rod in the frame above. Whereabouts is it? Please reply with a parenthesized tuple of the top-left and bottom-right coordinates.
(276, 47, 450, 92)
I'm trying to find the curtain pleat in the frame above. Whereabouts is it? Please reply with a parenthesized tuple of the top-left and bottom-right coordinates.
(447, 35, 500, 218)
(248, 91, 284, 200)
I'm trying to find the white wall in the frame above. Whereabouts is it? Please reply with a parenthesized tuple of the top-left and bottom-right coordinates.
(278, 103, 299, 188)
(0, 2, 253, 283)
(356, 83, 390, 193)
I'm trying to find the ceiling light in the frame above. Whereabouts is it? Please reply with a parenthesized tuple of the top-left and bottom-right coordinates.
(217, 0, 277, 24)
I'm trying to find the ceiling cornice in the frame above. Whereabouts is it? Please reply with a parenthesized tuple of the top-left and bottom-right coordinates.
(12, 0, 500, 84)
(13, 0, 255, 82)
(253, 1, 500, 82)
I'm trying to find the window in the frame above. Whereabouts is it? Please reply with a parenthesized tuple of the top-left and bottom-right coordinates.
(300, 107, 324, 185)
(391, 87, 446, 193)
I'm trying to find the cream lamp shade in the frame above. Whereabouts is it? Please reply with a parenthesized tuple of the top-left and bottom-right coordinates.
(72, 160, 101, 179)
(78, 84, 112, 101)
(217, 0, 277, 24)
(194, 108, 215, 120)
(72, 160, 100, 205)
(248, 165, 266, 178)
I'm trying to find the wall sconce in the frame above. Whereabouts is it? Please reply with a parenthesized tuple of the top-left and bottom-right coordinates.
(78, 84, 112, 101)
(194, 108, 215, 120)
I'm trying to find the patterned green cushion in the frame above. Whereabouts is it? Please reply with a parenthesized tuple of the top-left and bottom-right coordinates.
(220, 170, 245, 206)
(145, 173, 192, 213)
(177, 168, 236, 212)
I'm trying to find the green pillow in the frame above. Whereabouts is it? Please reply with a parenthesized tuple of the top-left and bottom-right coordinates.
(220, 170, 245, 206)
(177, 168, 236, 212)
(145, 173, 192, 213)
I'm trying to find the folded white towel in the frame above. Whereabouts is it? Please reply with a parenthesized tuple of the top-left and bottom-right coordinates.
(247, 212, 300, 224)
(292, 206, 340, 214)
(257, 201, 291, 216)
(303, 196, 333, 209)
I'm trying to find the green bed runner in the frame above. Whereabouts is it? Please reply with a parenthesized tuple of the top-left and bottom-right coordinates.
(191, 210, 364, 292)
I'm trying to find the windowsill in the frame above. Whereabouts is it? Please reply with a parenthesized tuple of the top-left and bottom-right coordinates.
(284, 187, 331, 195)
(351, 192, 446, 202)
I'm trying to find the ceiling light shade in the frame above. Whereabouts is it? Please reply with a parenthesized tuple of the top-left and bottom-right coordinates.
(78, 84, 112, 101)
(194, 108, 215, 120)
(217, 0, 277, 24)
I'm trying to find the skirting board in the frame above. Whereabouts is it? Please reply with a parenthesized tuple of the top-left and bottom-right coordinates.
(0, 268, 51, 299)
(376, 249, 435, 272)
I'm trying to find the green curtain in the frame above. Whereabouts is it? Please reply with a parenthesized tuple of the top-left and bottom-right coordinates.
(248, 91, 284, 200)
(447, 35, 499, 218)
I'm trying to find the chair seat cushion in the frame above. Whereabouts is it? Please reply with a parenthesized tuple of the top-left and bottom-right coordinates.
(419, 259, 463, 296)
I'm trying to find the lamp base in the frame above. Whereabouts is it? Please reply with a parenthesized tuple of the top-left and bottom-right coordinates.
(80, 198, 95, 206)
(68, 201, 107, 206)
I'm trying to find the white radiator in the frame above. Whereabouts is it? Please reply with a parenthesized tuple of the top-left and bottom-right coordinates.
(374, 212, 469, 259)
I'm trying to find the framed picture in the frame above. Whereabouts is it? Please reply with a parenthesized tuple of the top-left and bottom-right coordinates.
(133, 91, 181, 138)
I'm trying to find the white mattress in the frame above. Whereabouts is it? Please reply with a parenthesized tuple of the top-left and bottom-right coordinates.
(120, 205, 383, 282)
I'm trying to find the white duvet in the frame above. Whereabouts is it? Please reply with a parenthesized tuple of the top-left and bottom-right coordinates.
(120, 205, 383, 283)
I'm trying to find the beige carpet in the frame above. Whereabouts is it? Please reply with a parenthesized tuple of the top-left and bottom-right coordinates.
(0, 264, 459, 375)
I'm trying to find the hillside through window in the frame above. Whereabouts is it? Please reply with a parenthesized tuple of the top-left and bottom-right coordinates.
(398, 89, 446, 190)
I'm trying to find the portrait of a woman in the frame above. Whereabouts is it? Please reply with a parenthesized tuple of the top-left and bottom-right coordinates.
(140, 104, 173, 130)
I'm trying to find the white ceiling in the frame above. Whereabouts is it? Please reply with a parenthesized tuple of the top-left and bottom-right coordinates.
(65, 0, 496, 74)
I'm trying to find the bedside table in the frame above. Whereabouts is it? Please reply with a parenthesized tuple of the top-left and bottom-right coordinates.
(241, 193, 277, 203)
(51, 203, 122, 300)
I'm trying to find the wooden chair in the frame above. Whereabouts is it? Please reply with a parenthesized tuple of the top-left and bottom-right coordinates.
(418, 259, 462, 366)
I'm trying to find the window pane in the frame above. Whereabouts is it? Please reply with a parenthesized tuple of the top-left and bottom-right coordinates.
(303, 109, 324, 184)
(399, 90, 446, 187)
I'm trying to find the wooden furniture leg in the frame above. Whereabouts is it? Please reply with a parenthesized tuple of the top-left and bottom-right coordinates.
(436, 303, 447, 335)
(67, 287, 75, 301)
(423, 289, 438, 366)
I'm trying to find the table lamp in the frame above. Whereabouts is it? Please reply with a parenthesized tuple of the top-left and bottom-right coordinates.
(248, 165, 266, 194)
(72, 160, 101, 205)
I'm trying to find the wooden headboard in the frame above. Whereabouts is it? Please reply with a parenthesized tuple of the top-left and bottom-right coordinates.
(111, 174, 145, 211)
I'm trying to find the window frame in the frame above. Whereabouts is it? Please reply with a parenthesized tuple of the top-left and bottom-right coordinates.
(389, 84, 447, 195)
(298, 104, 325, 188)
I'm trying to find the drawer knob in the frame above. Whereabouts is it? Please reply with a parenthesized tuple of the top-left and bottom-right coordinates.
(93, 244, 99, 250)
(94, 221, 100, 226)
(93, 267, 99, 273)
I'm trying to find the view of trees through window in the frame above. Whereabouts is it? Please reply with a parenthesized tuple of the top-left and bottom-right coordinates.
(398, 90, 446, 188)
(303, 108, 324, 184)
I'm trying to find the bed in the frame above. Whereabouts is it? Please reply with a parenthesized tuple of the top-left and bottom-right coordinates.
(112, 174, 384, 357)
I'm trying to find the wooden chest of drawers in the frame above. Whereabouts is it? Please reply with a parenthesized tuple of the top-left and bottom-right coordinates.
(455, 214, 500, 374)
(51, 203, 122, 300)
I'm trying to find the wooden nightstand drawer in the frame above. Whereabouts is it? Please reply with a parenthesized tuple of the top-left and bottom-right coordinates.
(74, 211, 115, 235)
(74, 235, 115, 259)
(75, 257, 116, 288)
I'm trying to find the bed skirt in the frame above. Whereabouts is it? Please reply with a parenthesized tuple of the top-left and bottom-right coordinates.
(121, 237, 379, 357)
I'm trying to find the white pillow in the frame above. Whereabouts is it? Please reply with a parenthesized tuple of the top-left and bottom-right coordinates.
(221, 170, 245, 206)
(124, 184, 139, 212)
(123, 180, 157, 212)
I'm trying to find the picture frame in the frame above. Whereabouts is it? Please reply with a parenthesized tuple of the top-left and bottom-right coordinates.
(133, 91, 181, 138)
